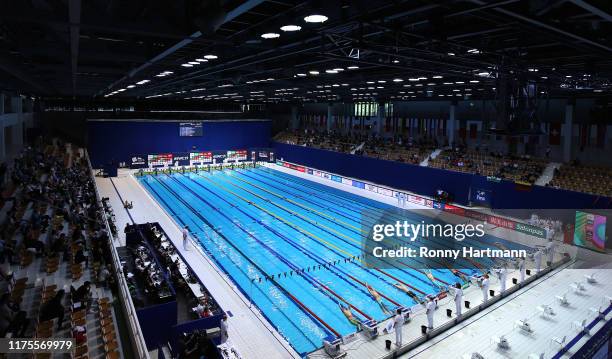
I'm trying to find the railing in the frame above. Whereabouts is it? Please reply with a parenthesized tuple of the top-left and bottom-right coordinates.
(84, 150, 150, 359)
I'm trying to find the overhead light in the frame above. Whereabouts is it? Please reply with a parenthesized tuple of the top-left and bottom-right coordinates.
(304, 14, 328, 23)
(565, 75, 572, 78)
(378, 80, 386, 83)
(136, 80, 150, 85)
(203, 55, 218, 60)
(309, 70, 319, 75)
(296, 73, 307, 77)
(347, 66, 359, 70)
(393, 78, 403, 82)
(392, 59, 400, 63)
(181, 63, 193, 67)
(469, 80, 479, 83)
(448, 52, 455, 56)
(333, 68, 344, 71)
(280, 25, 301, 32)
(455, 81, 465, 84)
(188, 61, 200, 65)
(467, 48, 480, 54)
(593, 89, 603, 93)
(195, 58, 208, 62)
(325, 69, 338, 74)
(261, 33, 280, 39)
(408, 78, 419, 82)
(432, 75, 443, 79)
(117, 88, 126, 92)
(127, 85, 135, 88)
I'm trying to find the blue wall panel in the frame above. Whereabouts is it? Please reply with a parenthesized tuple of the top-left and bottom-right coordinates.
(136, 301, 178, 350)
(274, 142, 611, 209)
(87, 120, 271, 167)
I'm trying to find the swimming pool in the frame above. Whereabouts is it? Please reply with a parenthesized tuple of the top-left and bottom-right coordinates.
(138, 166, 525, 355)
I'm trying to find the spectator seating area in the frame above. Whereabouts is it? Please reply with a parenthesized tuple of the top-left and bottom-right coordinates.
(429, 149, 547, 184)
(547, 164, 612, 197)
(275, 130, 434, 165)
(0, 138, 123, 359)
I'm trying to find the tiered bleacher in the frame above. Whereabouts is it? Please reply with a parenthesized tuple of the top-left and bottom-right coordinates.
(275, 130, 434, 165)
(548, 164, 612, 197)
(429, 148, 547, 184)
(0, 138, 122, 359)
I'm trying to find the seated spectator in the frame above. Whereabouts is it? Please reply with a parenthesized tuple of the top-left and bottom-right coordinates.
(0, 293, 30, 337)
(39, 290, 66, 331)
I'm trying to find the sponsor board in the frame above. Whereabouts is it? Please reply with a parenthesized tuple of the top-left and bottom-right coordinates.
(130, 156, 147, 169)
(408, 195, 426, 206)
(514, 222, 546, 238)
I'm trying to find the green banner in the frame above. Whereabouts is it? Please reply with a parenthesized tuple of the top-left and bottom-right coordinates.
(514, 222, 546, 238)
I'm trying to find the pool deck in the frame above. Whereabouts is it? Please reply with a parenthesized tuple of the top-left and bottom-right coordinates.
(95, 169, 301, 359)
(94, 166, 611, 359)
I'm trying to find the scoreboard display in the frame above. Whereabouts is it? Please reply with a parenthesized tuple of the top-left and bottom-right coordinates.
(179, 122, 203, 137)
(574, 211, 607, 252)
(148, 153, 173, 167)
(190, 152, 213, 164)
(226, 150, 248, 161)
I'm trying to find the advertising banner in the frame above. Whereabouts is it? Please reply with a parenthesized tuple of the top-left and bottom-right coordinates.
(352, 180, 365, 189)
(148, 153, 173, 167)
(408, 195, 426, 206)
(190, 152, 213, 164)
(341, 178, 352, 186)
(514, 222, 546, 238)
(130, 155, 148, 169)
(171, 153, 190, 167)
(331, 175, 342, 183)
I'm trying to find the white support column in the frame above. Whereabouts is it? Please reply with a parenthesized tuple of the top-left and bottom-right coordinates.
(326, 104, 333, 132)
(563, 103, 573, 163)
(448, 103, 456, 146)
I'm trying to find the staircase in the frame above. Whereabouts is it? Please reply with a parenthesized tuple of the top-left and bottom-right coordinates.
(350, 141, 365, 154)
(535, 162, 561, 186)
(421, 148, 442, 166)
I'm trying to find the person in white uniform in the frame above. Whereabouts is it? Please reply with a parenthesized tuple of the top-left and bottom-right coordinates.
(220, 313, 229, 343)
(546, 240, 556, 265)
(393, 309, 404, 347)
(518, 256, 526, 282)
(480, 274, 490, 302)
(534, 249, 542, 273)
(498, 266, 507, 293)
(182, 225, 189, 251)
(453, 283, 463, 317)
(425, 296, 436, 329)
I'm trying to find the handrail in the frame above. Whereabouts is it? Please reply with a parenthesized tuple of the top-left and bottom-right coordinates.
(84, 150, 150, 359)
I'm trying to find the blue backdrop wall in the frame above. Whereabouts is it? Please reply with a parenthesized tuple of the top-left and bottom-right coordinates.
(87, 119, 271, 167)
(273, 142, 611, 209)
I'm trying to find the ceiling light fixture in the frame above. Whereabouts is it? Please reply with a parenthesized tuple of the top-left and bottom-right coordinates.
(304, 14, 328, 23)
(261, 33, 280, 39)
(280, 25, 301, 32)
(347, 66, 359, 70)
(309, 71, 319, 75)
(203, 55, 218, 59)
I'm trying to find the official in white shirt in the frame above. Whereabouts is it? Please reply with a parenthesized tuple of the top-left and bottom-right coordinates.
(534, 249, 542, 273)
(182, 225, 189, 251)
(480, 274, 490, 302)
(453, 283, 463, 317)
(393, 309, 405, 347)
(220, 313, 229, 343)
(425, 296, 436, 329)
(498, 266, 507, 293)
(518, 257, 526, 282)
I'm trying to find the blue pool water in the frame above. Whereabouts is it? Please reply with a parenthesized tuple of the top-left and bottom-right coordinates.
(138, 166, 526, 355)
